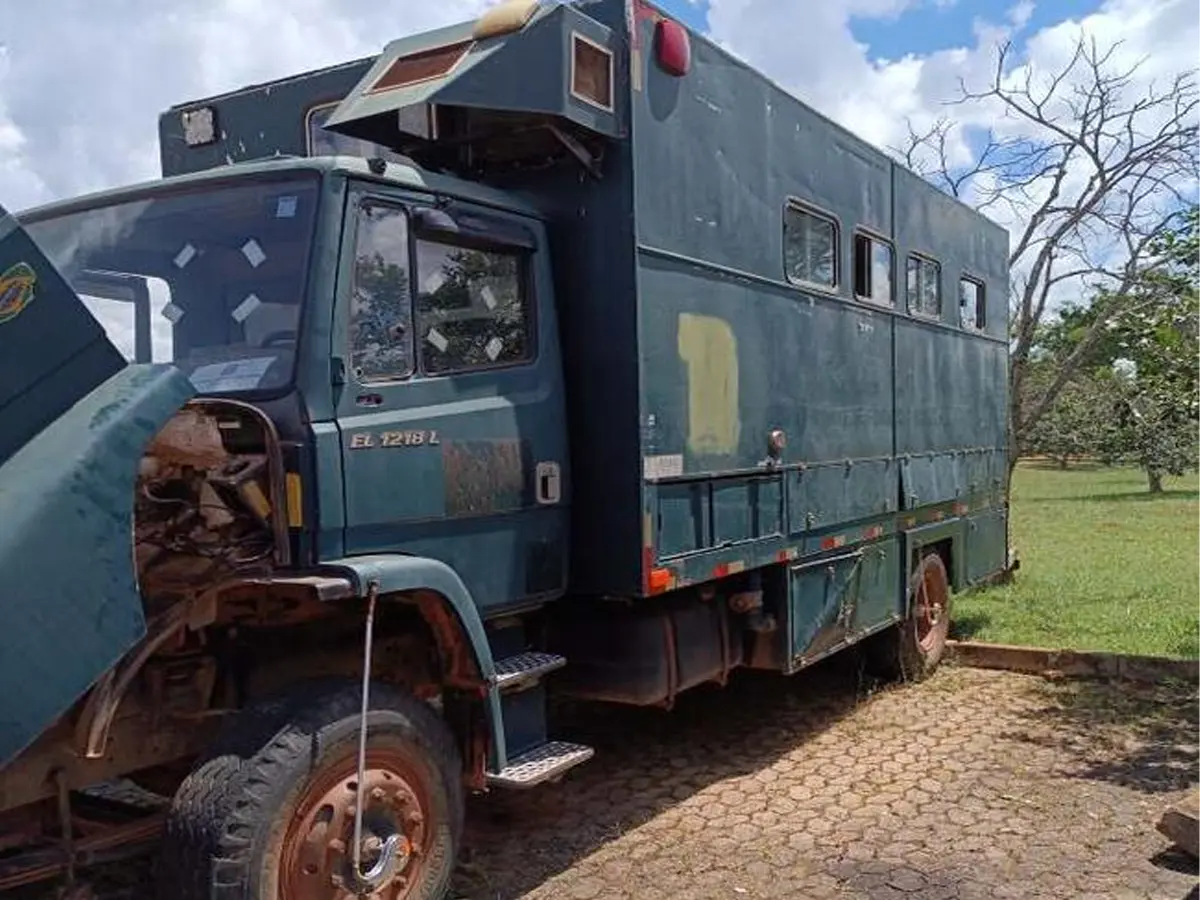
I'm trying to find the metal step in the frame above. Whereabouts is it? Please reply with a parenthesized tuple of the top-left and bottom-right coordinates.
(487, 741, 595, 789)
(493, 651, 567, 692)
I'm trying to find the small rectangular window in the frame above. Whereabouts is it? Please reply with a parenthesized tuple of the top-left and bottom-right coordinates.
(906, 254, 941, 317)
(307, 103, 410, 160)
(784, 202, 839, 289)
(415, 240, 534, 375)
(853, 233, 893, 305)
(571, 34, 614, 111)
(959, 277, 986, 330)
(350, 202, 414, 383)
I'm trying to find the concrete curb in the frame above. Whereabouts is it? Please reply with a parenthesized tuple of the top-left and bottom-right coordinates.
(946, 640, 1199, 683)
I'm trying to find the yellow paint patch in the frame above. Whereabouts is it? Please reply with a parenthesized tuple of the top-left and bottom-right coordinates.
(677, 312, 740, 456)
(286, 473, 304, 528)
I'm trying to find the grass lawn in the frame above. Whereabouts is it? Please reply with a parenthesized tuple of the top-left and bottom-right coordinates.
(952, 461, 1200, 659)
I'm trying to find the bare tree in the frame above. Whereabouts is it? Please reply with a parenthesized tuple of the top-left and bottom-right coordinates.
(895, 36, 1198, 486)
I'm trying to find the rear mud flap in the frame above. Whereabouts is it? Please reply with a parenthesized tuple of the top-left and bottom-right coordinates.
(0, 204, 196, 765)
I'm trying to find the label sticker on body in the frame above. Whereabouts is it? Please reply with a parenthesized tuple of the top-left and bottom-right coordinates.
(0, 261, 37, 324)
(643, 453, 684, 479)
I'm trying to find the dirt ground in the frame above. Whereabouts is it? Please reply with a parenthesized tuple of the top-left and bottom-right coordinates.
(25, 658, 1200, 900)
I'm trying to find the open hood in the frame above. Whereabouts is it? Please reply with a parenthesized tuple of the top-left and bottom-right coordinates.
(0, 203, 195, 765)
(322, 0, 621, 176)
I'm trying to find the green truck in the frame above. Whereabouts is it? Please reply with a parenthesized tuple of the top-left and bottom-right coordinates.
(0, 1, 1011, 896)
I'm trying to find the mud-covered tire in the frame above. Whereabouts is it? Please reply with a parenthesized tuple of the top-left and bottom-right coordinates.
(866, 552, 952, 683)
(157, 679, 463, 900)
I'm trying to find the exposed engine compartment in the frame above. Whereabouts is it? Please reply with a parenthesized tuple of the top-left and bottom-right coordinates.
(135, 401, 283, 614)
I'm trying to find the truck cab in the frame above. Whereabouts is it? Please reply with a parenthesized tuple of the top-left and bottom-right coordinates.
(20, 157, 571, 610)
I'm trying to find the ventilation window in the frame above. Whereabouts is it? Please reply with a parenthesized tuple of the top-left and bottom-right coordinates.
(571, 33, 613, 111)
(853, 232, 894, 306)
(369, 41, 472, 93)
(959, 276, 986, 330)
(906, 254, 942, 318)
(784, 201, 839, 290)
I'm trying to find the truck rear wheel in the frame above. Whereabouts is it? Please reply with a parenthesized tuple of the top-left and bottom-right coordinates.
(158, 680, 463, 900)
(866, 551, 951, 682)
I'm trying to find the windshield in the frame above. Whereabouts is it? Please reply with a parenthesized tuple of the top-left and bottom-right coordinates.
(21, 174, 320, 394)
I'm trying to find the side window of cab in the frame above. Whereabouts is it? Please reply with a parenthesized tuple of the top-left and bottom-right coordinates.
(348, 201, 413, 383)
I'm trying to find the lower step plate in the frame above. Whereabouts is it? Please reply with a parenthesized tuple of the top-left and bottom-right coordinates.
(487, 741, 595, 789)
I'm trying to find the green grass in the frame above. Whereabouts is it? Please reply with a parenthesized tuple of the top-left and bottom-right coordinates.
(952, 462, 1200, 659)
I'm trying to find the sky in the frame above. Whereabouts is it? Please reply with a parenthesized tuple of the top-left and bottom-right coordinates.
(0, 0, 1195, 306)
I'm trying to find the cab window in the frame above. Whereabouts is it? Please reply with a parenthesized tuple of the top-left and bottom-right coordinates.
(349, 202, 414, 383)
(414, 240, 533, 375)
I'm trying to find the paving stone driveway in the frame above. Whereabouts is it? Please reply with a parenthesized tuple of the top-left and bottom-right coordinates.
(451, 660, 1198, 900)
(27, 657, 1200, 900)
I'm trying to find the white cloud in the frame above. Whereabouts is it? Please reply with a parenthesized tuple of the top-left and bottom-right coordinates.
(1, 0, 1194, 323)
(0, 0, 496, 213)
(1008, 0, 1035, 29)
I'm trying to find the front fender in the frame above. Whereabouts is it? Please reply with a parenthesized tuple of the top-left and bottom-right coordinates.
(316, 554, 496, 678)
(0, 364, 196, 766)
(314, 554, 510, 768)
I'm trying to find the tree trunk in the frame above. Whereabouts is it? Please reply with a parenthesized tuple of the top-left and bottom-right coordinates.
(1057, 456, 1069, 469)
(1148, 469, 1164, 493)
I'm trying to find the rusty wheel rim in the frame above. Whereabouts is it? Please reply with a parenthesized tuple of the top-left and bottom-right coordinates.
(914, 560, 948, 654)
(278, 745, 431, 900)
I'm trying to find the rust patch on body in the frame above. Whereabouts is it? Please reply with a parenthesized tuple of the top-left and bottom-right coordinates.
(442, 440, 530, 517)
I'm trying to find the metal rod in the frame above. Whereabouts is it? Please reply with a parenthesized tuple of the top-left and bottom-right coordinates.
(352, 581, 380, 883)
(53, 769, 75, 887)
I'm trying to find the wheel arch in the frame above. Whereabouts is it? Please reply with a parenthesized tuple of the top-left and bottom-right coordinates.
(902, 520, 965, 602)
(312, 554, 505, 783)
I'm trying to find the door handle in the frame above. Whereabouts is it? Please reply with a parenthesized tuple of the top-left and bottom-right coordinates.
(536, 462, 561, 505)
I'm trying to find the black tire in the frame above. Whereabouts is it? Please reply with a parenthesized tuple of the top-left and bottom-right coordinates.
(158, 679, 463, 900)
(865, 551, 952, 683)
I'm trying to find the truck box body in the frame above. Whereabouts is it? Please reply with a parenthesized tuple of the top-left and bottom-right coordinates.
(158, 0, 1010, 605)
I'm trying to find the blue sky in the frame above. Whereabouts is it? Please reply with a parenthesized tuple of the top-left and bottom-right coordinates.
(852, 0, 1106, 58)
(657, 0, 1109, 61)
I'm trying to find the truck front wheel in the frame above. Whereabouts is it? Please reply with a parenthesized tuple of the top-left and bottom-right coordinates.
(159, 680, 463, 900)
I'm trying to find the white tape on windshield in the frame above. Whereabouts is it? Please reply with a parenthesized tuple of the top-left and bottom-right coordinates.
(231, 293, 261, 323)
(173, 243, 197, 269)
(241, 239, 266, 268)
(427, 327, 449, 353)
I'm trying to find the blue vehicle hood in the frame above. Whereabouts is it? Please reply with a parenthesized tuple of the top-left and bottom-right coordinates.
(0, 203, 195, 765)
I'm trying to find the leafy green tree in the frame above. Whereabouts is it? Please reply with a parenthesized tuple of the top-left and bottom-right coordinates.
(1033, 207, 1199, 491)
(1020, 363, 1117, 467)
(1102, 208, 1199, 491)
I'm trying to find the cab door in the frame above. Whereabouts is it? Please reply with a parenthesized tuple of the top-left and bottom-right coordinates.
(332, 181, 569, 613)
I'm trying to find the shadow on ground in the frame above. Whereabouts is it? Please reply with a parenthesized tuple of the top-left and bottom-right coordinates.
(1004, 675, 1200, 795)
(1026, 488, 1200, 504)
(452, 652, 883, 899)
(948, 609, 992, 641)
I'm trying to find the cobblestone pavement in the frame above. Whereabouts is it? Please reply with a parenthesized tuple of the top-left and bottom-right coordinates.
(449, 660, 1198, 900)
(23, 658, 1200, 900)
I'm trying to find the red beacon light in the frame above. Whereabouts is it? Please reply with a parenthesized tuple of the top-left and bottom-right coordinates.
(654, 19, 691, 77)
